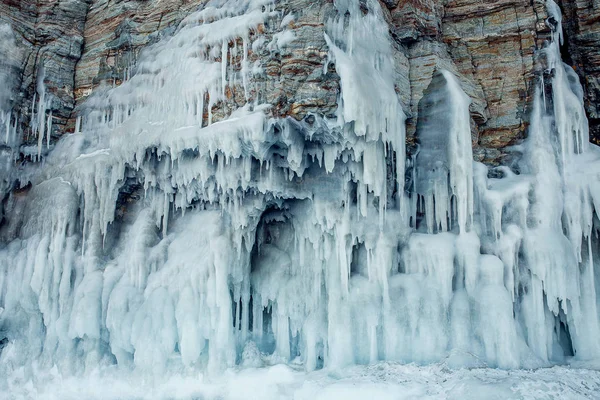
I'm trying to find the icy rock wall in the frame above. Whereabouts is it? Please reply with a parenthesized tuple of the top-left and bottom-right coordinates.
(0, 0, 599, 376)
(0, 25, 21, 225)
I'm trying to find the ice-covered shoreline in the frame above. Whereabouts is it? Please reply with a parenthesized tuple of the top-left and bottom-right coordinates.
(5, 362, 600, 400)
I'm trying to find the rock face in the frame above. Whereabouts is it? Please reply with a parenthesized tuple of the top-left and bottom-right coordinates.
(75, 0, 339, 124)
(70, 0, 552, 165)
(441, 0, 550, 163)
(0, 0, 597, 162)
(558, 0, 600, 143)
(74, 0, 202, 102)
(0, 0, 90, 146)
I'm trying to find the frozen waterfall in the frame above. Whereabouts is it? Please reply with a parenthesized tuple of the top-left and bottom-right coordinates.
(0, 0, 599, 378)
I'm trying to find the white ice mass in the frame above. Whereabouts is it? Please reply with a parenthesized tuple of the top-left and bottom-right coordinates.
(1, 0, 600, 395)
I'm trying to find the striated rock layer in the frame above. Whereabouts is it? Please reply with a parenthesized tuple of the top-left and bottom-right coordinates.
(559, 0, 600, 143)
(1, 0, 598, 163)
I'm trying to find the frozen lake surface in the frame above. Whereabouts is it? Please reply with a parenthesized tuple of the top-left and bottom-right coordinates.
(4, 362, 600, 400)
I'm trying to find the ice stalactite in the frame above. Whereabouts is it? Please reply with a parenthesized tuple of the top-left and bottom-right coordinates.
(0, 0, 286, 375)
(469, 0, 600, 364)
(412, 70, 474, 234)
(515, 0, 600, 361)
(30, 63, 52, 161)
(324, 0, 406, 220)
(0, 0, 599, 380)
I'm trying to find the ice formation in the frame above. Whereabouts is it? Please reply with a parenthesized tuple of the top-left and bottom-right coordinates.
(0, 24, 20, 228)
(0, 0, 599, 378)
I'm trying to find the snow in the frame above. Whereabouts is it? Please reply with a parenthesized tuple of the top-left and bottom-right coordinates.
(0, 0, 600, 394)
(3, 362, 600, 400)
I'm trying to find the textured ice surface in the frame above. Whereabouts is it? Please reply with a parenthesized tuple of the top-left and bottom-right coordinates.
(5, 363, 600, 400)
(0, 0, 600, 390)
(412, 70, 473, 234)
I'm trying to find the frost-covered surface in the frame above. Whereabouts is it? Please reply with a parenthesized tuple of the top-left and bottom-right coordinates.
(5, 363, 600, 400)
(1, 0, 600, 392)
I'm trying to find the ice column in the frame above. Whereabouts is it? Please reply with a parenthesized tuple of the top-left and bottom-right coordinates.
(324, 0, 406, 217)
(413, 70, 474, 233)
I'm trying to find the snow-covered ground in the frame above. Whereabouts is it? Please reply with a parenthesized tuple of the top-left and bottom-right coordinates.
(4, 363, 600, 400)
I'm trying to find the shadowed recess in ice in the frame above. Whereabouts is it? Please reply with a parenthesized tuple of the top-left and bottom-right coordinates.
(0, 0, 599, 378)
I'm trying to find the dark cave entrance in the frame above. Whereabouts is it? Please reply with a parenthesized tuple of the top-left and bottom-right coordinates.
(246, 203, 295, 356)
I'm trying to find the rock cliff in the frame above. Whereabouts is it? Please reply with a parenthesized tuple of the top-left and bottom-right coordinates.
(0, 0, 90, 147)
(558, 0, 600, 143)
(0, 0, 598, 166)
(0, 0, 600, 164)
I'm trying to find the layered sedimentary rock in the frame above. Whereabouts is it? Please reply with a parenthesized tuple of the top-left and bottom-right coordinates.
(0, 0, 90, 145)
(74, 0, 341, 124)
(68, 0, 587, 168)
(442, 0, 549, 163)
(558, 0, 600, 143)
(1, 0, 598, 164)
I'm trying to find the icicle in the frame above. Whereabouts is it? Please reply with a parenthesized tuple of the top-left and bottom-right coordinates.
(75, 115, 81, 134)
(46, 111, 52, 148)
(4, 111, 10, 143)
(242, 37, 249, 100)
(413, 70, 473, 234)
(221, 41, 228, 97)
